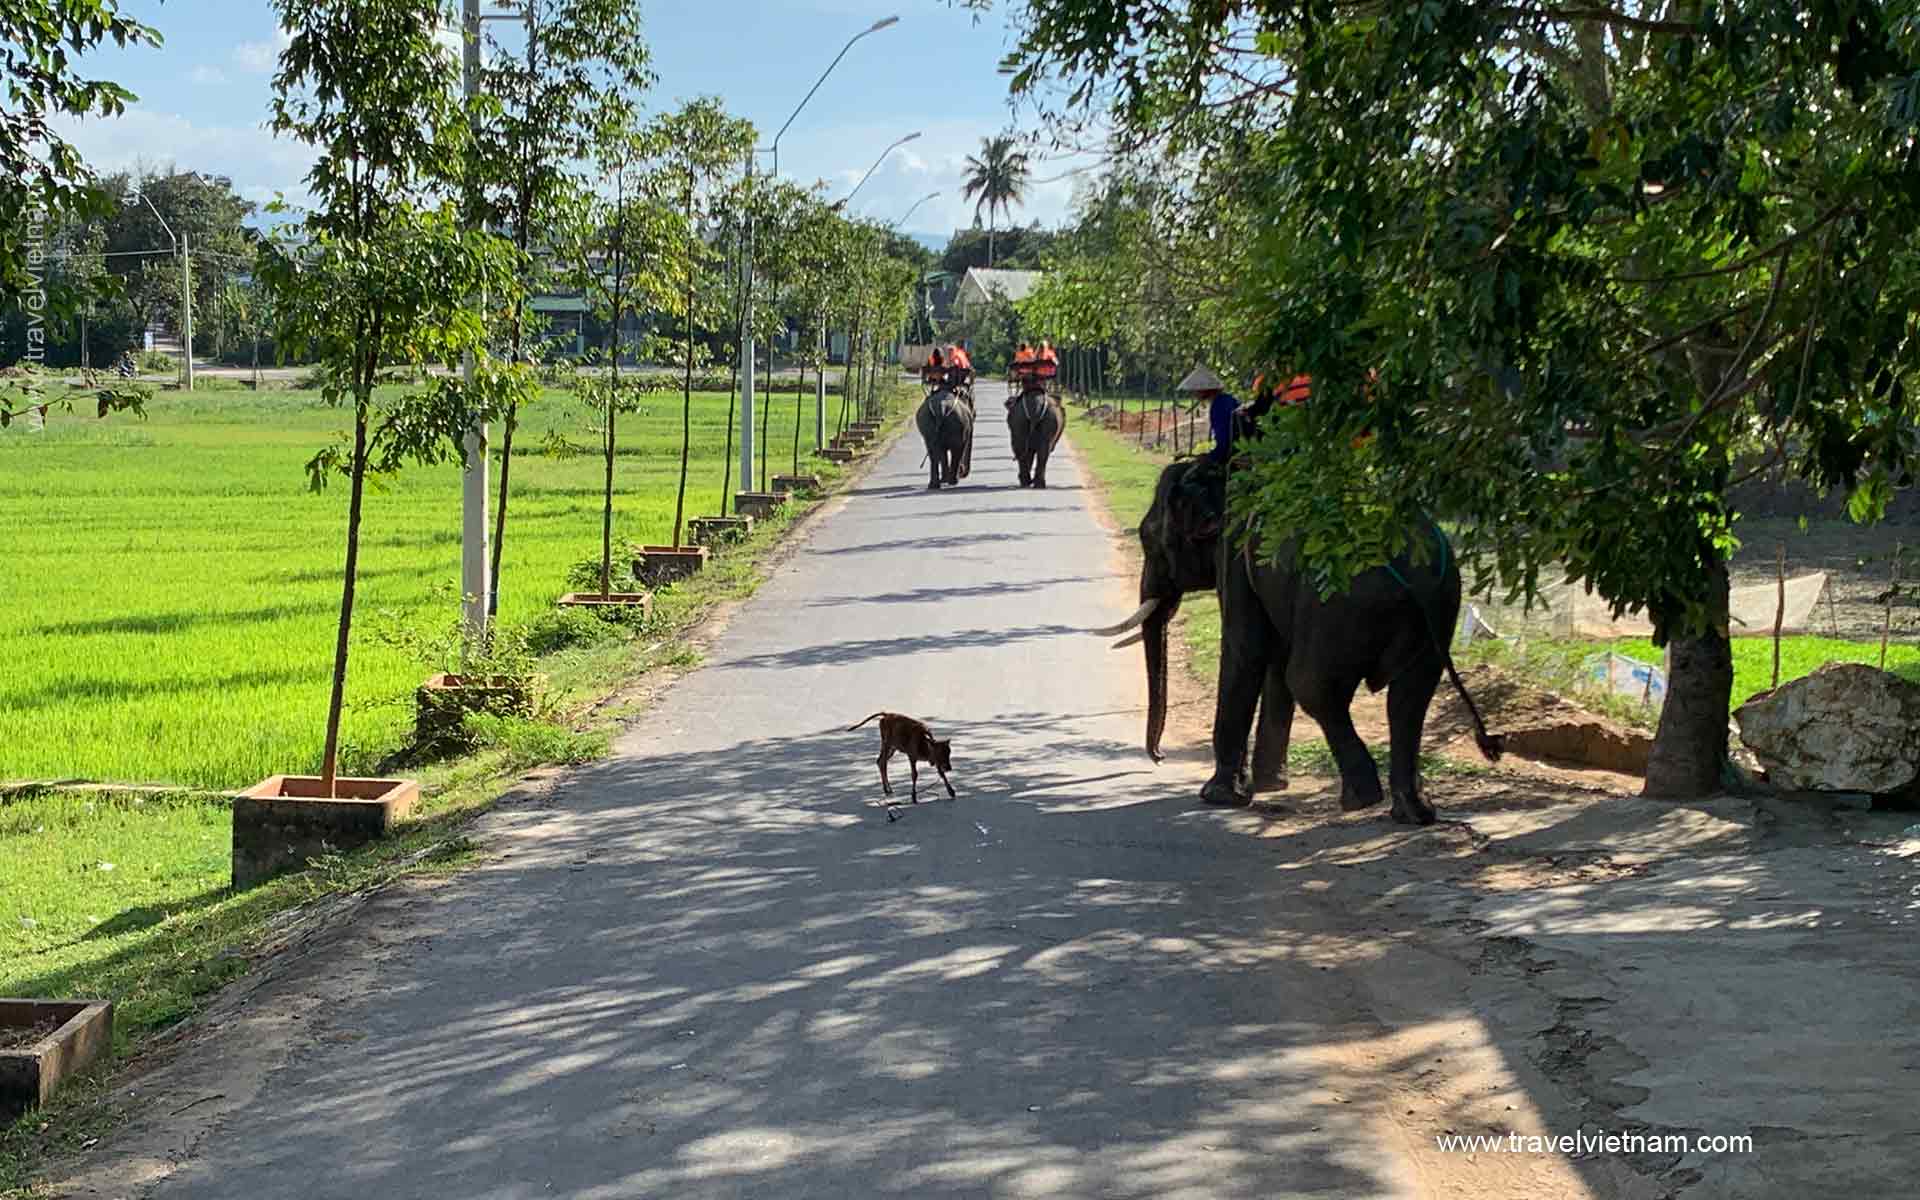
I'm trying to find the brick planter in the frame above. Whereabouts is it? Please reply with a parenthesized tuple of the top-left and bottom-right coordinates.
(0, 1000, 113, 1116)
(415, 673, 540, 755)
(850, 422, 880, 436)
(633, 544, 710, 586)
(734, 492, 788, 521)
(815, 447, 856, 464)
(689, 515, 754, 545)
(232, 776, 420, 888)
(772, 473, 821, 495)
(556, 591, 653, 617)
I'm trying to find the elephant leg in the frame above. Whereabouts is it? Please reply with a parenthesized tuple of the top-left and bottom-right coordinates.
(1203, 559, 1273, 808)
(1032, 440, 1050, 488)
(1385, 659, 1442, 826)
(1294, 672, 1383, 812)
(1247, 665, 1294, 793)
(1015, 440, 1032, 487)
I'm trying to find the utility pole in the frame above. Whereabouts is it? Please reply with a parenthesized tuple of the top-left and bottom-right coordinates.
(459, 0, 491, 642)
(739, 149, 756, 500)
(180, 231, 194, 391)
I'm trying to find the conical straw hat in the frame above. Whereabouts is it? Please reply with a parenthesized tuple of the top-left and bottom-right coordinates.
(1177, 366, 1224, 392)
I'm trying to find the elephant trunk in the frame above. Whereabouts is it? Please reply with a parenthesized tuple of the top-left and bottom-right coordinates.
(1143, 593, 1181, 762)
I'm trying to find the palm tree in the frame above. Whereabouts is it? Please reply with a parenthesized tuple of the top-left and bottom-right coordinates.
(961, 135, 1031, 268)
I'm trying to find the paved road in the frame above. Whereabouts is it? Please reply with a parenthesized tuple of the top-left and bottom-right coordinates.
(135, 384, 1562, 1199)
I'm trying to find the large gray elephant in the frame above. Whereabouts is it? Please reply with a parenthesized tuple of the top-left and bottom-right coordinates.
(1093, 459, 1502, 825)
(1006, 386, 1064, 488)
(916, 388, 974, 489)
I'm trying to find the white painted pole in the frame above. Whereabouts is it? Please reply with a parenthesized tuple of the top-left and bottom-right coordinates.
(816, 313, 827, 449)
(460, 0, 491, 640)
(180, 231, 193, 391)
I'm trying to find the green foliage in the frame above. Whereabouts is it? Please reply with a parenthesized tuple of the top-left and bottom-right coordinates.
(996, 0, 1920, 794)
(523, 606, 627, 655)
(0, 1, 160, 320)
(458, 713, 608, 769)
(0, 363, 148, 430)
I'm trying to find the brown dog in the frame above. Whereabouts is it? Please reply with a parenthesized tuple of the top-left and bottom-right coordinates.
(847, 712, 955, 804)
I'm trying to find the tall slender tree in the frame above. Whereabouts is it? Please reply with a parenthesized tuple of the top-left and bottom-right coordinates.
(648, 98, 755, 547)
(263, 0, 520, 794)
(469, 0, 652, 612)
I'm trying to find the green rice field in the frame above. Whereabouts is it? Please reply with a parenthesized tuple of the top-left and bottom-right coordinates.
(1, 379, 837, 789)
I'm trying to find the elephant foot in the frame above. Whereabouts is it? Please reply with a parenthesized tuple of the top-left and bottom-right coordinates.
(1249, 767, 1289, 793)
(926, 480, 941, 491)
(1034, 477, 1048, 489)
(1338, 780, 1385, 812)
(1201, 774, 1252, 808)
(1018, 474, 1032, 488)
(1390, 789, 1438, 826)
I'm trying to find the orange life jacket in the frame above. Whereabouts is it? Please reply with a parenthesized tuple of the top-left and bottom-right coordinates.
(949, 347, 971, 371)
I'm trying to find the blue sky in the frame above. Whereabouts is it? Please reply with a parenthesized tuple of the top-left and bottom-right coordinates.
(54, 1, 1095, 245)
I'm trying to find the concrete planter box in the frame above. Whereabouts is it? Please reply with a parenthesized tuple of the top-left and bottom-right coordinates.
(734, 492, 789, 521)
(232, 776, 420, 889)
(815, 447, 856, 464)
(689, 515, 754, 546)
(415, 673, 539, 754)
(772, 474, 821, 494)
(556, 591, 653, 618)
(850, 422, 880, 436)
(0, 1000, 113, 1116)
(633, 544, 710, 586)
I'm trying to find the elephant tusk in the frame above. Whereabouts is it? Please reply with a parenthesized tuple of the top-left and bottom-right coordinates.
(1089, 598, 1160, 637)
(1110, 631, 1145, 650)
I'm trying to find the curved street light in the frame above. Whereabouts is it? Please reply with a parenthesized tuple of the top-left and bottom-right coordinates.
(844, 131, 922, 208)
(895, 190, 941, 230)
(743, 14, 901, 504)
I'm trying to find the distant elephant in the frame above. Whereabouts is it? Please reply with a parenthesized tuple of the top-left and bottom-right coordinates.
(1006, 386, 1064, 488)
(916, 388, 974, 489)
(1092, 459, 1502, 825)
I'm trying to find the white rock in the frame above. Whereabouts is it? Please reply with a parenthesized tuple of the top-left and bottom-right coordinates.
(1735, 662, 1920, 795)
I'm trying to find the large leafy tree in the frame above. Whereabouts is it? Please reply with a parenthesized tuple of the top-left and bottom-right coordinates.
(1, 1, 158, 321)
(263, 0, 521, 793)
(960, 134, 1033, 267)
(992, 0, 1920, 799)
(468, 0, 652, 610)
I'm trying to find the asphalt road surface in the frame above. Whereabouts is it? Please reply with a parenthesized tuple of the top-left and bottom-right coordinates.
(126, 382, 1592, 1199)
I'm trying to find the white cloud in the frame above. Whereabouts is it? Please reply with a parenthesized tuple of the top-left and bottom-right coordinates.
(232, 31, 290, 75)
(50, 107, 320, 216)
(189, 65, 228, 86)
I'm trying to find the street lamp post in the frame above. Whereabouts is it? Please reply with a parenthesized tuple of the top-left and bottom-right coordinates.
(742, 15, 898, 504)
(129, 191, 189, 391)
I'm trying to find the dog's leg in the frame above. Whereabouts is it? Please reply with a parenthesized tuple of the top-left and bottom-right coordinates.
(878, 745, 894, 796)
(938, 767, 956, 799)
(910, 758, 919, 803)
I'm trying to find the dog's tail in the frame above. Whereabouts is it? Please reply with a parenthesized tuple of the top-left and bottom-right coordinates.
(846, 712, 887, 732)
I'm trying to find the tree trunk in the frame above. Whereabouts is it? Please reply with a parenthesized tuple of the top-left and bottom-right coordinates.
(1644, 546, 1733, 799)
(601, 388, 616, 596)
(321, 399, 371, 796)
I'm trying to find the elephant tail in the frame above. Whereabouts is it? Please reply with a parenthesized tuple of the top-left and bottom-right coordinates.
(1441, 655, 1505, 762)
